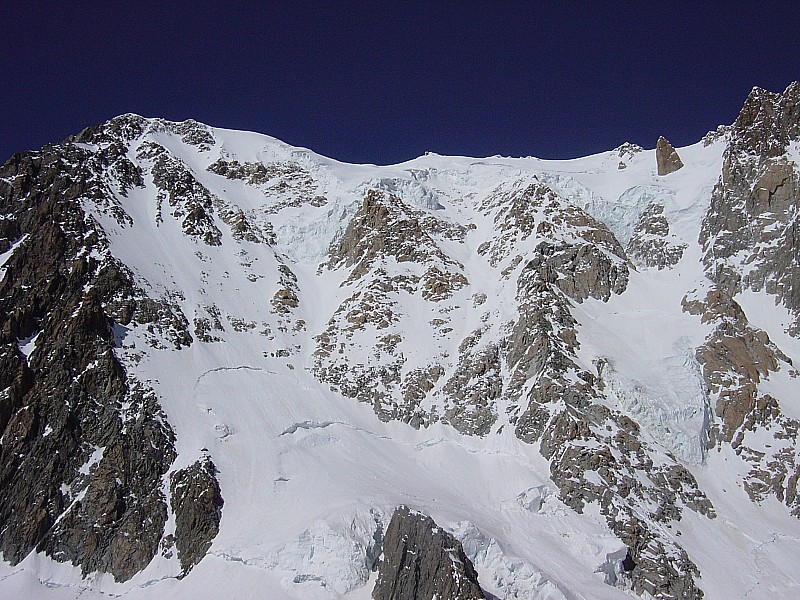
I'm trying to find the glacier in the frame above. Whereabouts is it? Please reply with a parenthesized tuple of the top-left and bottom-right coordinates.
(1, 93, 800, 600)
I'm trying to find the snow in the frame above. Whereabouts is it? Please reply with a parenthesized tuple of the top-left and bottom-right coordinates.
(574, 241, 715, 464)
(0, 233, 28, 280)
(78, 446, 105, 476)
(0, 355, 636, 599)
(3, 119, 799, 600)
(16, 331, 40, 363)
(735, 289, 800, 420)
(451, 521, 569, 599)
(679, 443, 800, 599)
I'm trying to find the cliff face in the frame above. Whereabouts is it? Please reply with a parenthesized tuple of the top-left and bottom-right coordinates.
(694, 83, 800, 517)
(0, 121, 222, 582)
(656, 136, 684, 175)
(0, 141, 178, 580)
(372, 507, 484, 600)
(1, 85, 799, 599)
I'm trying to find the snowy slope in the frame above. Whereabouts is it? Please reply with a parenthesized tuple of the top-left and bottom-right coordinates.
(2, 90, 800, 600)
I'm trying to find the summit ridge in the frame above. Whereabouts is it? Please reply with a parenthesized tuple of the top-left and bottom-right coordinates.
(1, 83, 800, 599)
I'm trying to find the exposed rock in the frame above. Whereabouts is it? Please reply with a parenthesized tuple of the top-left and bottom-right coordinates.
(401, 365, 445, 429)
(138, 141, 222, 245)
(218, 206, 264, 243)
(700, 82, 800, 335)
(421, 266, 469, 302)
(313, 175, 709, 596)
(314, 190, 471, 428)
(4, 86, 800, 599)
(683, 288, 800, 516)
(478, 180, 630, 300)
(506, 240, 711, 600)
(161, 119, 216, 150)
(74, 115, 216, 151)
(441, 333, 500, 435)
(373, 506, 484, 600)
(0, 141, 179, 581)
(207, 158, 322, 213)
(170, 457, 224, 576)
(193, 304, 225, 343)
(313, 275, 407, 420)
(701, 125, 730, 147)
(526, 239, 628, 302)
(656, 136, 684, 175)
(271, 264, 300, 313)
(615, 142, 644, 160)
(327, 190, 467, 285)
(626, 202, 686, 269)
(728, 83, 800, 158)
(70, 114, 148, 149)
(693, 83, 800, 518)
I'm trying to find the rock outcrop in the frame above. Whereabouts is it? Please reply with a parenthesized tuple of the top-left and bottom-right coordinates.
(508, 254, 711, 600)
(700, 82, 800, 335)
(373, 507, 484, 600)
(656, 136, 684, 175)
(626, 202, 686, 268)
(2, 85, 800, 600)
(692, 82, 800, 517)
(314, 189, 474, 431)
(0, 139, 178, 581)
(0, 118, 226, 582)
(170, 457, 224, 575)
(684, 288, 800, 517)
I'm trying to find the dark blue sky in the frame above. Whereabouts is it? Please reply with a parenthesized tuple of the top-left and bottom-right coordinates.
(2, 2, 799, 164)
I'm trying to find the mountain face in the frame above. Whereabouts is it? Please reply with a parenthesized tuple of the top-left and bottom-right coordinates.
(1, 84, 799, 599)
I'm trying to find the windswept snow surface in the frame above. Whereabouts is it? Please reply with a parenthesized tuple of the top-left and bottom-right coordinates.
(3, 122, 800, 599)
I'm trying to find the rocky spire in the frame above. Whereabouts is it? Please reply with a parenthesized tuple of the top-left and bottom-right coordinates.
(729, 82, 800, 157)
(372, 506, 484, 600)
(655, 136, 684, 175)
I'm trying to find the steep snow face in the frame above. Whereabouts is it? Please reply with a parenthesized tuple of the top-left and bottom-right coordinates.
(541, 140, 725, 247)
(1, 104, 800, 600)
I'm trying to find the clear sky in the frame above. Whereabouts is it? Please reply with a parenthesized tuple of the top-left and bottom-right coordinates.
(2, 1, 799, 165)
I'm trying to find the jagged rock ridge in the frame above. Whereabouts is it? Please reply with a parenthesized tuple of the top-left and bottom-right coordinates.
(373, 506, 484, 600)
(0, 85, 799, 599)
(0, 119, 225, 582)
(695, 82, 800, 517)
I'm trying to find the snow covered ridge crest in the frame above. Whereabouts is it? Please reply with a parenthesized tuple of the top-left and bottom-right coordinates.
(0, 83, 799, 599)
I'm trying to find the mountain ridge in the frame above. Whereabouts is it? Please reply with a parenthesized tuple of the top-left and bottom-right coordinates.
(1, 82, 799, 599)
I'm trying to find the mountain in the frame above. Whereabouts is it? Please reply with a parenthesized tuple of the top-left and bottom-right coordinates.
(1, 83, 799, 600)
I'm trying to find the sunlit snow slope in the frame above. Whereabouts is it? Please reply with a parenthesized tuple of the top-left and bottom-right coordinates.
(2, 83, 800, 600)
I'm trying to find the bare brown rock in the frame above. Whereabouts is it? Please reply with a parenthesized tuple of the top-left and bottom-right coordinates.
(0, 121, 224, 582)
(656, 136, 684, 175)
(683, 288, 800, 516)
(700, 83, 800, 334)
